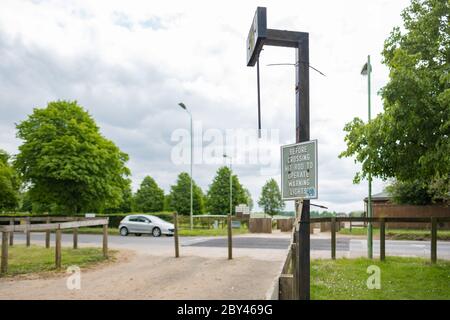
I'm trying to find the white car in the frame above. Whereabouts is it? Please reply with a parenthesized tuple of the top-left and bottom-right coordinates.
(118, 214, 174, 237)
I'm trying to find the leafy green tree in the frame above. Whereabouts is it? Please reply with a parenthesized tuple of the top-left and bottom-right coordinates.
(206, 166, 247, 215)
(134, 176, 164, 212)
(386, 179, 432, 205)
(15, 101, 130, 213)
(169, 172, 204, 215)
(340, 0, 449, 203)
(163, 194, 173, 211)
(258, 178, 285, 216)
(0, 150, 20, 211)
(243, 188, 254, 212)
(103, 180, 133, 213)
(19, 190, 33, 212)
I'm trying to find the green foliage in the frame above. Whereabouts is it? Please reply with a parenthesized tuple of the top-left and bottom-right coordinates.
(386, 179, 432, 205)
(15, 100, 130, 213)
(19, 190, 33, 212)
(339, 0, 450, 203)
(103, 180, 133, 213)
(310, 210, 337, 218)
(205, 166, 247, 215)
(163, 194, 173, 211)
(258, 178, 285, 216)
(428, 175, 450, 203)
(169, 172, 204, 215)
(0, 150, 20, 211)
(134, 176, 164, 212)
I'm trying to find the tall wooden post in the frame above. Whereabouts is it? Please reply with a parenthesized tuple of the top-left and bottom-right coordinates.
(45, 217, 51, 248)
(431, 217, 437, 263)
(26, 217, 31, 247)
(73, 227, 78, 249)
(291, 243, 297, 299)
(296, 34, 310, 300)
(380, 218, 386, 261)
(102, 224, 108, 258)
(173, 212, 179, 258)
(227, 215, 233, 260)
(331, 217, 336, 260)
(9, 219, 14, 246)
(55, 229, 61, 269)
(1, 232, 8, 274)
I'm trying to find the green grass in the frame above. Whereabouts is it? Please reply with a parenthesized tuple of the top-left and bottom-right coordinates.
(62, 226, 248, 237)
(62, 227, 120, 235)
(311, 257, 450, 300)
(339, 227, 450, 241)
(177, 226, 249, 237)
(2, 245, 114, 277)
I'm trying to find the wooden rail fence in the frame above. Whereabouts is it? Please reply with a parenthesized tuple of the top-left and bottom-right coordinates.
(278, 216, 450, 300)
(0, 217, 109, 274)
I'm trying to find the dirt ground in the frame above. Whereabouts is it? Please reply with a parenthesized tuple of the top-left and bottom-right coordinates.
(0, 246, 285, 300)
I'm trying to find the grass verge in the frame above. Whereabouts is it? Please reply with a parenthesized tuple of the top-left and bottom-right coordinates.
(311, 257, 450, 300)
(62, 226, 249, 237)
(177, 227, 249, 237)
(339, 227, 450, 241)
(62, 227, 119, 236)
(1, 245, 115, 277)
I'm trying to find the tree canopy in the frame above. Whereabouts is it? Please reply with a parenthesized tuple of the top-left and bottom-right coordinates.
(0, 150, 20, 211)
(134, 176, 164, 212)
(258, 178, 285, 216)
(169, 172, 204, 215)
(206, 166, 248, 215)
(340, 0, 449, 203)
(15, 100, 130, 213)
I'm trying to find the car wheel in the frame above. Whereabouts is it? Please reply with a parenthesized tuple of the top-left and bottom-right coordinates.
(152, 227, 161, 237)
(120, 227, 129, 236)
(135, 233, 142, 237)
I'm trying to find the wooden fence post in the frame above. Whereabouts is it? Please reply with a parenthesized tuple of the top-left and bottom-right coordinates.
(102, 224, 108, 258)
(1, 232, 8, 274)
(73, 227, 78, 249)
(9, 219, 14, 246)
(55, 229, 61, 269)
(26, 217, 31, 247)
(331, 217, 336, 260)
(291, 243, 297, 299)
(380, 218, 385, 261)
(45, 217, 50, 248)
(173, 212, 179, 258)
(227, 215, 232, 260)
(431, 217, 437, 264)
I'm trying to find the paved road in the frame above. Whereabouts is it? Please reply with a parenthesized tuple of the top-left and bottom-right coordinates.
(11, 232, 450, 259)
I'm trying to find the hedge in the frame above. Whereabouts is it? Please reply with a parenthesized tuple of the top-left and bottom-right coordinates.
(0, 212, 234, 229)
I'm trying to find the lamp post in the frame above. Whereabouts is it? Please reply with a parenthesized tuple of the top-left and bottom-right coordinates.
(361, 55, 373, 259)
(223, 153, 233, 259)
(178, 102, 193, 230)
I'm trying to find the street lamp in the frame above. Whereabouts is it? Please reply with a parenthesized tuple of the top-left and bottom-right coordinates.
(361, 55, 373, 259)
(223, 153, 233, 259)
(178, 102, 193, 230)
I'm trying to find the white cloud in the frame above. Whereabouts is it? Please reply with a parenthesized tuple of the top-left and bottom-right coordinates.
(0, 0, 410, 212)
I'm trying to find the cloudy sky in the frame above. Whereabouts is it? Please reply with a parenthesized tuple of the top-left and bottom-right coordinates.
(0, 0, 411, 213)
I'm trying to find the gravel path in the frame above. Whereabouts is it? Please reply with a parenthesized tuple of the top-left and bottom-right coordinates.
(0, 245, 285, 300)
